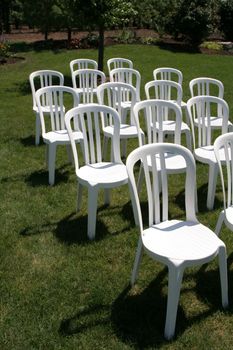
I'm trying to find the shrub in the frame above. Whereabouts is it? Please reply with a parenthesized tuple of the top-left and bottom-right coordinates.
(0, 40, 10, 59)
(200, 41, 223, 50)
(115, 28, 136, 44)
(166, 0, 211, 46)
(219, 0, 233, 41)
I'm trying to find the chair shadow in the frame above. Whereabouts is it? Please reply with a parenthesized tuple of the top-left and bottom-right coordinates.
(110, 261, 229, 348)
(20, 135, 42, 147)
(25, 167, 70, 187)
(175, 183, 222, 214)
(59, 303, 110, 336)
(20, 211, 110, 245)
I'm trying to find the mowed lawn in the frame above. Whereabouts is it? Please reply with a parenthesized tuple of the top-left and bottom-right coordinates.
(1, 43, 233, 349)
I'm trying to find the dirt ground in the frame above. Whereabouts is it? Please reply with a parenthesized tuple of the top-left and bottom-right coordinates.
(2, 27, 158, 43)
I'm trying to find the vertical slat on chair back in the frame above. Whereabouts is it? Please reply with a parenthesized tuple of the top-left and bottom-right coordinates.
(73, 69, 105, 104)
(107, 58, 133, 75)
(97, 82, 137, 124)
(187, 96, 229, 148)
(133, 99, 182, 146)
(126, 143, 197, 230)
(153, 68, 183, 85)
(65, 104, 121, 169)
(29, 70, 64, 109)
(35, 86, 79, 134)
(110, 68, 141, 101)
(214, 134, 233, 210)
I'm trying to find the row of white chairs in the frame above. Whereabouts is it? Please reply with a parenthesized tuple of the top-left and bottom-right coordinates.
(34, 93, 232, 340)
(29, 62, 233, 340)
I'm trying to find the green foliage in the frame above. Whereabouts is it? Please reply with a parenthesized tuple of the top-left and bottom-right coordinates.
(219, 0, 233, 41)
(116, 28, 136, 44)
(200, 41, 223, 51)
(140, 36, 158, 45)
(165, 0, 211, 45)
(0, 40, 10, 58)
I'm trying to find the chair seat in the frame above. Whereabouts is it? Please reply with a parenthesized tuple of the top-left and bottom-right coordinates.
(33, 105, 65, 113)
(77, 162, 128, 187)
(156, 120, 190, 133)
(195, 145, 227, 164)
(43, 129, 83, 144)
(146, 153, 187, 173)
(194, 116, 232, 129)
(142, 219, 222, 262)
(103, 124, 143, 138)
(224, 207, 233, 229)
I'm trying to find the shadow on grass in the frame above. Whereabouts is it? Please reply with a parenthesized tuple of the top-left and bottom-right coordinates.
(25, 166, 70, 187)
(157, 40, 200, 54)
(111, 263, 230, 347)
(174, 183, 222, 214)
(10, 39, 68, 54)
(59, 304, 110, 336)
(20, 210, 111, 244)
(20, 135, 41, 147)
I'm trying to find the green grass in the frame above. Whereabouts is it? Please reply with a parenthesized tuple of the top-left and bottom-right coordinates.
(1, 44, 233, 349)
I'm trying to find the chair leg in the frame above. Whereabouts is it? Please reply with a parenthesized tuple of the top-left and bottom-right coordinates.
(131, 237, 143, 286)
(77, 182, 83, 212)
(87, 186, 98, 240)
(48, 143, 56, 186)
(104, 189, 111, 205)
(207, 164, 218, 210)
(66, 144, 73, 164)
(122, 139, 127, 158)
(215, 210, 225, 236)
(137, 163, 144, 193)
(35, 112, 41, 146)
(103, 136, 109, 161)
(164, 264, 184, 340)
(184, 130, 192, 151)
(218, 245, 229, 309)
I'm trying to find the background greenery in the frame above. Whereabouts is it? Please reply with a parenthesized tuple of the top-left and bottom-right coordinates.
(1, 43, 233, 349)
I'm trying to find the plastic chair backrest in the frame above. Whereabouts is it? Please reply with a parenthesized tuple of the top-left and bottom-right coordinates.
(189, 77, 224, 98)
(72, 69, 106, 103)
(110, 68, 141, 101)
(29, 70, 64, 109)
(187, 96, 229, 148)
(214, 132, 233, 211)
(107, 57, 133, 74)
(126, 143, 197, 230)
(35, 85, 79, 134)
(133, 99, 182, 145)
(97, 82, 137, 124)
(153, 67, 183, 85)
(65, 104, 122, 172)
(145, 80, 182, 105)
(70, 59, 98, 75)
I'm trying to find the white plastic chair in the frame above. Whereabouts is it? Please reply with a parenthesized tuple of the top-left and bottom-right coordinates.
(189, 77, 232, 131)
(35, 86, 83, 185)
(145, 80, 192, 150)
(29, 70, 64, 145)
(65, 104, 128, 240)
(70, 58, 98, 76)
(126, 142, 228, 340)
(97, 82, 144, 158)
(153, 67, 187, 109)
(187, 96, 229, 210)
(107, 57, 133, 75)
(71, 68, 106, 103)
(214, 132, 233, 235)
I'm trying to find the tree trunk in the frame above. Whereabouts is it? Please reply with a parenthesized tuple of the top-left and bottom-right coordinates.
(44, 30, 48, 41)
(98, 25, 104, 71)
(67, 27, 72, 47)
